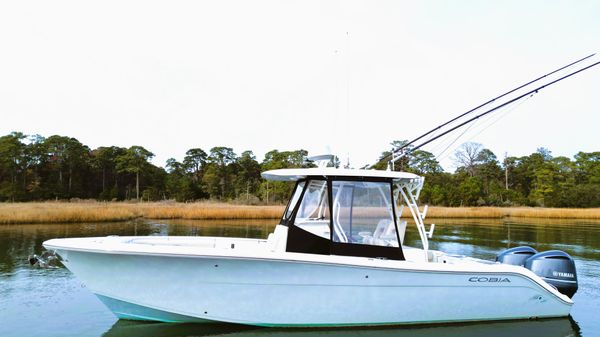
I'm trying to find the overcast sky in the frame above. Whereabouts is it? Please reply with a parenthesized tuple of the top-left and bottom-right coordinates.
(1, 1, 599, 171)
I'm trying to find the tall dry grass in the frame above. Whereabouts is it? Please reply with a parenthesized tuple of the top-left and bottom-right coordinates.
(504, 207, 600, 219)
(138, 202, 284, 220)
(419, 206, 600, 219)
(0, 202, 142, 224)
(415, 207, 506, 219)
(1, 202, 600, 225)
(0, 201, 284, 225)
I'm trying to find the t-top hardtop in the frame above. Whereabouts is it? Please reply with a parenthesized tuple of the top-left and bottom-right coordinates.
(262, 168, 430, 261)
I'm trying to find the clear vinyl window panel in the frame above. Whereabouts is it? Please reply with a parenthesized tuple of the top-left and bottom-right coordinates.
(331, 181, 398, 247)
(293, 180, 330, 239)
(284, 181, 305, 220)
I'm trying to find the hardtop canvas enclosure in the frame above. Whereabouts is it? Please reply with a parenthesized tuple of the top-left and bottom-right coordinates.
(280, 176, 405, 260)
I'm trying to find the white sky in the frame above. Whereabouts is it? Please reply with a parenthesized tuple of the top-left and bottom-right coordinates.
(1, 1, 599, 171)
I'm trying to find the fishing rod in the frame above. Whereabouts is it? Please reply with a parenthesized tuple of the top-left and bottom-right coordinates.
(406, 58, 600, 155)
(383, 53, 596, 163)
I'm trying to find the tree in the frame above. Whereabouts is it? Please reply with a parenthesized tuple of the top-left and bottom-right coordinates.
(261, 149, 310, 170)
(91, 146, 127, 200)
(44, 135, 91, 197)
(259, 149, 310, 203)
(116, 146, 154, 200)
(234, 151, 261, 201)
(574, 151, 600, 184)
(23, 134, 47, 198)
(165, 158, 194, 201)
(0, 132, 27, 201)
(141, 164, 167, 201)
(203, 147, 237, 199)
(183, 148, 208, 182)
(458, 176, 484, 206)
(63, 138, 91, 196)
(372, 140, 442, 174)
(475, 149, 503, 203)
(373, 140, 411, 171)
(453, 142, 483, 177)
(44, 135, 68, 194)
(409, 150, 443, 175)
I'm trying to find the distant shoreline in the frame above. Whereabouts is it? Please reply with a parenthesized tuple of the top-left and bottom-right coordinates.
(1, 202, 600, 225)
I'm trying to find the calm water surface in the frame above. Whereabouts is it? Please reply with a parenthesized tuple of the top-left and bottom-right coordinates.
(0, 218, 598, 337)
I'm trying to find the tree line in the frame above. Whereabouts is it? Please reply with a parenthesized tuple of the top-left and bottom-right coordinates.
(1, 132, 598, 207)
(374, 141, 600, 207)
(0, 132, 310, 203)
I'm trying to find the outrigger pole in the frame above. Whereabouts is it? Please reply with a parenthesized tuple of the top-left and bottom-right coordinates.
(409, 58, 600, 152)
(377, 53, 599, 166)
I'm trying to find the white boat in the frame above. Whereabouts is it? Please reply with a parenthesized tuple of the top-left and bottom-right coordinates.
(43, 165, 578, 327)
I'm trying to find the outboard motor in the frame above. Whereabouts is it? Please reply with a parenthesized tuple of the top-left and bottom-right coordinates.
(525, 250, 578, 298)
(496, 246, 538, 266)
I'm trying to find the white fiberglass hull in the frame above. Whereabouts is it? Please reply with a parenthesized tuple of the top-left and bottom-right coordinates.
(44, 236, 572, 327)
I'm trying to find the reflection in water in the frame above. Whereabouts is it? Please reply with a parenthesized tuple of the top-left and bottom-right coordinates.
(103, 318, 582, 337)
(0, 218, 598, 337)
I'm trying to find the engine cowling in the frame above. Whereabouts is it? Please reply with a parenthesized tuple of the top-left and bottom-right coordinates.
(496, 246, 538, 266)
(524, 250, 578, 298)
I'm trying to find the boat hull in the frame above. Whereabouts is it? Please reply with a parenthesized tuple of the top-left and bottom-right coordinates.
(49, 247, 572, 327)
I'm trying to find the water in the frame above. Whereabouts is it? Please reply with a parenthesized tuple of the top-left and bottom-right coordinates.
(0, 218, 598, 337)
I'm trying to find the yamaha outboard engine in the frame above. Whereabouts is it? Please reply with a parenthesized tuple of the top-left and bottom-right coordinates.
(496, 247, 578, 298)
(496, 246, 538, 266)
(524, 250, 578, 298)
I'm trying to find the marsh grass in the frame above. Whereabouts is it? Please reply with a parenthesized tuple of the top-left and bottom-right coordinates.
(417, 207, 600, 219)
(0, 201, 284, 225)
(0, 202, 140, 224)
(1, 202, 599, 225)
(415, 207, 505, 219)
(138, 202, 284, 220)
(504, 207, 600, 219)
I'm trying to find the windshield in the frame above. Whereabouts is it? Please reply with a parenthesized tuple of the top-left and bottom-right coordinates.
(331, 180, 397, 247)
(293, 180, 330, 239)
(284, 181, 305, 219)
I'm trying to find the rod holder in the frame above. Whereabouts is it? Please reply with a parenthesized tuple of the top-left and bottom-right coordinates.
(427, 224, 435, 239)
